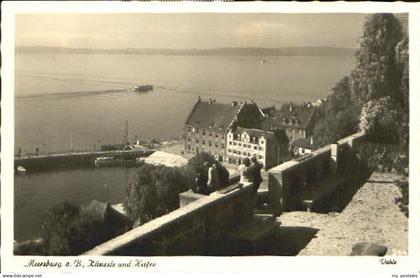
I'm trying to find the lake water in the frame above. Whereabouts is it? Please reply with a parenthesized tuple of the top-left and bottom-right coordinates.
(14, 53, 354, 241)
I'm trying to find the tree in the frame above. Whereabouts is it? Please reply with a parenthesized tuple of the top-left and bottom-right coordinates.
(40, 200, 130, 255)
(124, 164, 188, 225)
(314, 105, 360, 147)
(313, 14, 407, 148)
(313, 76, 359, 147)
(359, 96, 400, 144)
(350, 14, 403, 104)
(395, 35, 409, 154)
(40, 202, 81, 255)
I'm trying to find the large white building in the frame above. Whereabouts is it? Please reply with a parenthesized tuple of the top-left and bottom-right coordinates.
(226, 127, 288, 169)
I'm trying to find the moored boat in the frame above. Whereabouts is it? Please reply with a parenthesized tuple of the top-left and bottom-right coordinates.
(16, 165, 27, 174)
(94, 156, 136, 168)
(94, 156, 117, 167)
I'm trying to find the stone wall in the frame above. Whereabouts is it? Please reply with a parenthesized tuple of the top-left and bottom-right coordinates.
(268, 132, 366, 214)
(84, 182, 254, 256)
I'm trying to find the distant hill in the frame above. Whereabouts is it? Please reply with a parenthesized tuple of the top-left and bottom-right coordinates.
(16, 46, 354, 56)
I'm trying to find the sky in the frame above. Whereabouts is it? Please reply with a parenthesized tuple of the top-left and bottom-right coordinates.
(15, 13, 367, 49)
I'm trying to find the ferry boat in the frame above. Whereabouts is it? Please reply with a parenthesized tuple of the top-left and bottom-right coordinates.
(131, 84, 154, 93)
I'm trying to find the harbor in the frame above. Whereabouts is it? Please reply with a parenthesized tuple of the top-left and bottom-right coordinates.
(15, 147, 154, 173)
(10, 12, 409, 262)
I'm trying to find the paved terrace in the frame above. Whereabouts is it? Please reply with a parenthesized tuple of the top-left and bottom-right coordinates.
(279, 172, 407, 256)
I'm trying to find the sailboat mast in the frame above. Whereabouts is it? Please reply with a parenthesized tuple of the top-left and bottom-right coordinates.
(125, 120, 129, 144)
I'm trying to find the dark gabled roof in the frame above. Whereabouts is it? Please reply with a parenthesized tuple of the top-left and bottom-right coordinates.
(81, 200, 109, 222)
(261, 103, 316, 130)
(261, 105, 276, 117)
(81, 200, 132, 227)
(185, 99, 244, 131)
(291, 137, 318, 150)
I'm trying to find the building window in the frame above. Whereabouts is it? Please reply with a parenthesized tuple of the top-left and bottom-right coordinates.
(209, 133, 212, 137)
(187, 145, 191, 150)
(215, 143, 218, 148)
(208, 141, 212, 146)
(221, 143, 224, 148)
(196, 139, 199, 143)
(187, 138, 191, 141)
(215, 133, 218, 138)
(203, 130, 206, 135)
(222, 134, 225, 139)
(259, 155, 263, 159)
(233, 142, 237, 146)
(254, 146, 257, 150)
(229, 141, 232, 145)
(243, 151, 246, 155)
(238, 143, 242, 147)
(202, 140, 205, 145)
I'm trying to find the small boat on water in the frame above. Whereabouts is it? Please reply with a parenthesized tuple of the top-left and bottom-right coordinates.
(131, 84, 153, 93)
(94, 156, 136, 168)
(16, 165, 27, 174)
(260, 59, 266, 64)
(94, 156, 117, 167)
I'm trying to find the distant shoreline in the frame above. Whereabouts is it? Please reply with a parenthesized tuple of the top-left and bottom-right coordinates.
(16, 46, 355, 57)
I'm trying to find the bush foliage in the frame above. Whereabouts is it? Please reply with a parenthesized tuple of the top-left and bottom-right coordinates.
(313, 14, 408, 156)
(124, 164, 189, 225)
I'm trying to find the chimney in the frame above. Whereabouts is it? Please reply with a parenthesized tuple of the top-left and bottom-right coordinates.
(289, 105, 293, 112)
(310, 137, 314, 145)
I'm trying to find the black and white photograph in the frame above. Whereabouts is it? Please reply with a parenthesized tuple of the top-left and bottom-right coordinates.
(1, 1, 418, 275)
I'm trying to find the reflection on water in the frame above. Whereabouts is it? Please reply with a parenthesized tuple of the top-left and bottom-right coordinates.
(14, 167, 137, 241)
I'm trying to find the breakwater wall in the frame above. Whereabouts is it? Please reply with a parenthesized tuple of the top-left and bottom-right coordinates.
(15, 149, 154, 172)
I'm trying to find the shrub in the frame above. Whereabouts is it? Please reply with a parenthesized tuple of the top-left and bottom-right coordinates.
(124, 164, 189, 225)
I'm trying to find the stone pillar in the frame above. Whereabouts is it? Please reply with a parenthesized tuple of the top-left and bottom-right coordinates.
(330, 143, 338, 176)
(268, 172, 288, 216)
